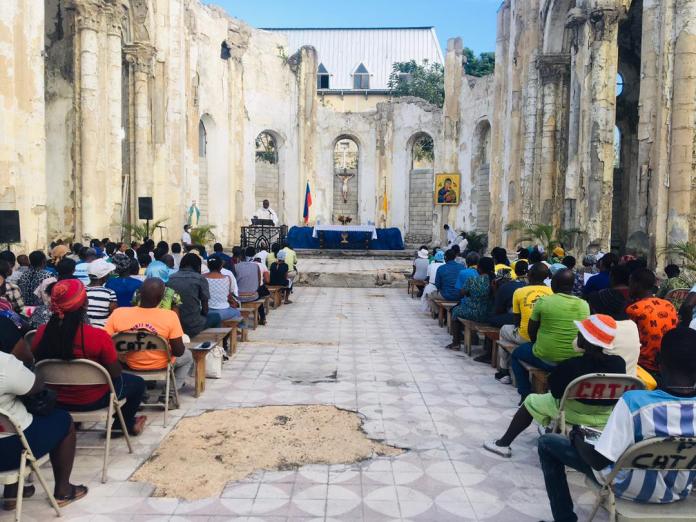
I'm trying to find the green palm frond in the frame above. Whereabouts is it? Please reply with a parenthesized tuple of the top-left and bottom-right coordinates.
(661, 242, 696, 271)
(190, 225, 216, 246)
(121, 218, 169, 241)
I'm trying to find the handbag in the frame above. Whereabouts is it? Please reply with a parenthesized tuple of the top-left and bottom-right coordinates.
(21, 388, 57, 416)
(205, 344, 224, 379)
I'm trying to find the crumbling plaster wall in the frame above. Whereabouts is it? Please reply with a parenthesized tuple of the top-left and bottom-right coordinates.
(0, 1, 47, 251)
(457, 75, 494, 233)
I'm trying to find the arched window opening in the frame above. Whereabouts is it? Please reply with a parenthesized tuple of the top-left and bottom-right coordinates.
(472, 121, 492, 234)
(616, 72, 624, 97)
(255, 132, 277, 165)
(353, 63, 370, 90)
(220, 41, 231, 60)
(406, 133, 435, 243)
(317, 63, 330, 90)
(411, 134, 434, 170)
(254, 131, 282, 221)
(333, 137, 359, 222)
(198, 118, 211, 224)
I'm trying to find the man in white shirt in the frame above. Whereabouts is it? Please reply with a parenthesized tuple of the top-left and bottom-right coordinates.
(444, 224, 457, 247)
(254, 200, 278, 226)
(182, 225, 192, 248)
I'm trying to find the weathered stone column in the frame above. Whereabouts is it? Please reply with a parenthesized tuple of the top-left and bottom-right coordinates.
(75, 1, 102, 239)
(440, 37, 464, 242)
(667, 0, 696, 245)
(294, 45, 318, 224)
(105, 5, 123, 236)
(536, 55, 571, 229)
(585, 1, 624, 250)
(124, 44, 154, 207)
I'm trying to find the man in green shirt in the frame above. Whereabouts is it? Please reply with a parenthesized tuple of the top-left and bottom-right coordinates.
(510, 269, 590, 399)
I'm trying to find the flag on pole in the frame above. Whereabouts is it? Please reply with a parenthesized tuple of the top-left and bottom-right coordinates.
(303, 182, 312, 224)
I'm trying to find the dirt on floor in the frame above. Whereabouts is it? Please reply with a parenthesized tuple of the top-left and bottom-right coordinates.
(131, 405, 403, 500)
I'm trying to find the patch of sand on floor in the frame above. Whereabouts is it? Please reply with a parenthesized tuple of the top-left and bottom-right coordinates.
(131, 405, 403, 500)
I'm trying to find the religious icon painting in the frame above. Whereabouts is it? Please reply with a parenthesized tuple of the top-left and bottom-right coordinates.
(434, 173, 460, 205)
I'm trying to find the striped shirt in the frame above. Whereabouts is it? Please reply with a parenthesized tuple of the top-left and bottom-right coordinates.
(85, 286, 117, 328)
(594, 390, 696, 503)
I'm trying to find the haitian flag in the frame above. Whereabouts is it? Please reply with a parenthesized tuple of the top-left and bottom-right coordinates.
(303, 182, 312, 224)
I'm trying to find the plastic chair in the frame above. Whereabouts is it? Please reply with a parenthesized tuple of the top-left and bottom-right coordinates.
(111, 330, 179, 427)
(34, 359, 133, 484)
(664, 288, 691, 310)
(556, 373, 645, 434)
(0, 409, 61, 521)
(586, 436, 696, 521)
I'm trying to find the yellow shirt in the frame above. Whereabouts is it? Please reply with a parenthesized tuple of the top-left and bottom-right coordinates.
(512, 284, 554, 340)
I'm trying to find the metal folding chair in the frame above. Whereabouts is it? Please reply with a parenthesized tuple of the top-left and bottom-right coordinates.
(34, 359, 133, 483)
(111, 330, 179, 427)
(0, 409, 61, 521)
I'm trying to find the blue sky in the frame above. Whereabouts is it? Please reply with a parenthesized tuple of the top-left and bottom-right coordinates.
(203, 0, 499, 55)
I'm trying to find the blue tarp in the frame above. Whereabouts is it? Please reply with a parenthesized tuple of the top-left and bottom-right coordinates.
(287, 226, 404, 250)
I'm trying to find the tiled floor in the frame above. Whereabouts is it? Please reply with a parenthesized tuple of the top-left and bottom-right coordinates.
(7, 287, 607, 521)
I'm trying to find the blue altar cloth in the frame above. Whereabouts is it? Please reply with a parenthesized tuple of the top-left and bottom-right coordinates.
(287, 226, 404, 250)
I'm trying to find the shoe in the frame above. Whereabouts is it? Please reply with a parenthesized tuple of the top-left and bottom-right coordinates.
(537, 424, 551, 437)
(494, 370, 506, 379)
(445, 342, 461, 351)
(483, 440, 512, 458)
(499, 375, 512, 385)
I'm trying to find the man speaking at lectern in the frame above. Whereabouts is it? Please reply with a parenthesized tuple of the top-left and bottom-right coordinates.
(254, 199, 278, 226)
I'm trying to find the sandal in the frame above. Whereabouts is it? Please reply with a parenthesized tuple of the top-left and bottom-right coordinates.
(109, 415, 148, 438)
(2, 485, 35, 511)
(55, 484, 88, 507)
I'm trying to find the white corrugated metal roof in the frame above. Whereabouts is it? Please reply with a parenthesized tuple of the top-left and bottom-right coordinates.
(264, 27, 444, 91)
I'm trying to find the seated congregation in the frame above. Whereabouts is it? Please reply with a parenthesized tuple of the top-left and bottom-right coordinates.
(0, 236, 299, 513)
(413, 244, 696, 521)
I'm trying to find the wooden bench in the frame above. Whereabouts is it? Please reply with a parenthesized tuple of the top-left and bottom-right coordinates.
(407, 279, 426, 298)
(266, 286, 285, 308)
(191, 325, 237, 356)
(496, 340, 549, 393)
(241, 300, 264, 329)
(458, 319, 500, 356)
(433, 299, 458, 329)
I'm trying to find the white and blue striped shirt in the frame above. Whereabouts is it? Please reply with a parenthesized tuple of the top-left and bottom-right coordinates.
(594, 390, 696, 503)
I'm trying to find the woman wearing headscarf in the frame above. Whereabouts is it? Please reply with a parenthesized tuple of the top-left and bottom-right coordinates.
(130, 258, 182, 314)
(31, 279, 147, 436)
(46, 245, 70, 276)
(105, 253, 143, 308)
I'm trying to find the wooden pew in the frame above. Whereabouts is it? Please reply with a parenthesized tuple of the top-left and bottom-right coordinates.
(407, 279, 426, 298)
(496, 340, 549, 393)
(266, 286, 284, 308)
(241, 300, 264, 329)
(458, 319, 500, 356)
(432, 298, 458, 329)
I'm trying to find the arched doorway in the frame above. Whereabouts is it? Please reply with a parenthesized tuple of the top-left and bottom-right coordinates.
(254, 131, 281, 220)
(612, 0, 642, 253)
(472, 121, 491, 233)
(407, 133, 434, 243)
(198, 117, 210, 224)
(333, 136, 359, 223)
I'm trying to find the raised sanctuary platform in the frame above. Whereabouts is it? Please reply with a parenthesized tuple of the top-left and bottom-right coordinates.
(294, 253, 413, 288)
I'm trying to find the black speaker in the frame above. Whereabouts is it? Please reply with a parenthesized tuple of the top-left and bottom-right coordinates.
(0, 211, 20, 244)
(138, 197, 153, 220)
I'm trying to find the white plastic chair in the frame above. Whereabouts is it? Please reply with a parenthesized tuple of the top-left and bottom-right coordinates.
(0, 408, 61, 521)
(111, 330, 179, 427)
(556, 373, 645, 433)
(34, 359, 133, 483)
(586, 436, 696, 521)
